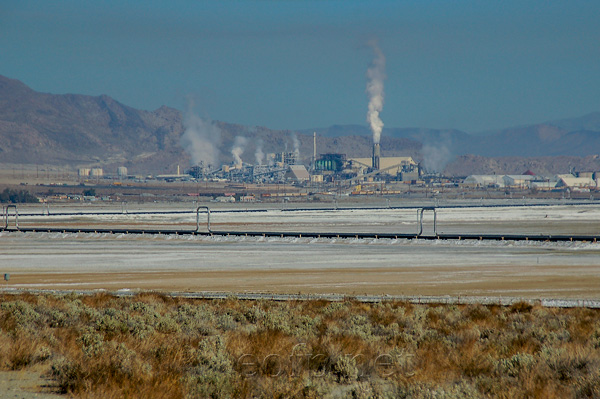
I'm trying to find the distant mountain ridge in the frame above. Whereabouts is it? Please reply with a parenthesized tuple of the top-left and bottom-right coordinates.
(0, 75, 422, 173)
(0, 74, 598, 176)
(303, 114, 600, 158)
(0, 74, 184, 172)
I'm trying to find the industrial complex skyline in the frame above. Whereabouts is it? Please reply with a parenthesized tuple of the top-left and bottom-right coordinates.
(2, 0, 599, 133)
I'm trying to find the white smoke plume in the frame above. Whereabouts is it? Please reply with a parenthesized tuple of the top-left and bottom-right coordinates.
(254, 139, 264, 165)
(291, 133, 300, 158)
(421, 143, 452, 173)
(180, 101, 221, 166)
(231, 136, 248, 167)
(366, 40, 386, 145)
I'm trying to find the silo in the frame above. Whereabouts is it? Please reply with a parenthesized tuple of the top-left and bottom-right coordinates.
(90, 168, 104, 178)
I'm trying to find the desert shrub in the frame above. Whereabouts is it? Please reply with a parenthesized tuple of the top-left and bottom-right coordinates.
(156, 315, 181, 334)
(196, 335, 233, 374)
(51, 357, 85, 393)
(129, 300, 156, 315)
(1, 293, 600, 398)
(126, 314, 156, 339)
(575, 369, 600, 399)
(244, 305, 267, 324)
(496, 352, 536, 377)
(333, 355, 358, 383)
(541, 346, 596, 382)
(509, 301, 534, 313)
(175, 303, 217, 336)
(345, 314, 375, 341)
(185, 335, 235, 398)
(465, 304, 493, 322)
(7, 334, 46, 369)
(0, 300, 42, 332)
(323, 301, 349, 318)
(395, 381, 482, 399)
(261, 307, 292, 334)
(216, 313, 237, 331)
(290, 314, 320, 339)
(77, 327, 105, 357)
(94, 311, 128, 337)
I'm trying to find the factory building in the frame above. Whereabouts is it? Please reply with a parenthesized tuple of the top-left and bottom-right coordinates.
(348, 156, 417, 172)
(285, 164, 310, 183)
(463, 175, 506, 188)
(273, 152, 299, 166)
(314, 153, 347, 172)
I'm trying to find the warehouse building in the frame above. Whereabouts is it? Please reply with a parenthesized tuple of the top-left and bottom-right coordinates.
(555, 174, 597, 189)
(285, 164, 310, 183)
(503, 175, 536, 188)
(462, 175, 505, 188)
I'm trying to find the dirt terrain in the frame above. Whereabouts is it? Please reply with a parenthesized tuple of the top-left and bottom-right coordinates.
(4, 262, 600, 300)
(0, 366, 61, 399)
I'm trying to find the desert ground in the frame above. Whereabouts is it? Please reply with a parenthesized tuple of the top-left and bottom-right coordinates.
(1, 202, 599, 300)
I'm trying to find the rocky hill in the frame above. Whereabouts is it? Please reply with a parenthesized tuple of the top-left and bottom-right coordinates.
(0, 75, 421, 174)
(0, 74, 598, 176)
(0, 75, 185, 173)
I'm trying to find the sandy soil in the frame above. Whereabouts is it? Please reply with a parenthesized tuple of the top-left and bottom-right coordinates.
(6, 263, 600, 299)
(0, 365, 62, 399)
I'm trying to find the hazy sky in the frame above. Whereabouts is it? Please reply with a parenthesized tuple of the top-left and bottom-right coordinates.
(1, 0, 599, 133)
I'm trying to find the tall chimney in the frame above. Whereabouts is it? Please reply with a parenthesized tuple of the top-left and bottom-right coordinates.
(313, 132, 317, 171)
(372, 143, 380, 170)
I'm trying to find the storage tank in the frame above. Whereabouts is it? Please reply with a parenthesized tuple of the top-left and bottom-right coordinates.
(90, 168, 104, 177)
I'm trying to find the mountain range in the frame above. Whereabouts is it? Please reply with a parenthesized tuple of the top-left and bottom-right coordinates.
(1, 74, 599, 176)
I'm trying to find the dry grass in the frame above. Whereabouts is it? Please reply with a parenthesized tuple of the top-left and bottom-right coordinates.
(0, 293, 599, 398)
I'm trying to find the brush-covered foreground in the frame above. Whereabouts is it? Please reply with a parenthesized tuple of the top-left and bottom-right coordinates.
(1, 293, 599, 398)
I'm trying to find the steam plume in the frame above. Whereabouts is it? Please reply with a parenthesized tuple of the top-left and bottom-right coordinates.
(255, 139, 264, 165)
(422, 135, 453, 173)
(180, 101, 221, 166)
(421, 144, 451, 173)
(366, 40, 386, 144)
(231, 136, 248, 167)
(291, 133, 300, 158)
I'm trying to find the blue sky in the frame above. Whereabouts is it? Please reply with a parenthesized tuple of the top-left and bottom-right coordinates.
(1, 0, 599, 132)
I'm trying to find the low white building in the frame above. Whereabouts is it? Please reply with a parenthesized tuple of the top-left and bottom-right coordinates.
(213, 196, 236, 203)
(555, 174, 597, 189)
(463, 175, 505, 188)
(503, 175, 536, 188)
(530, 180, 558, 190)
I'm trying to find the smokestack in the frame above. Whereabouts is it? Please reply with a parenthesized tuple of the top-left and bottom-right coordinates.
(313, 132, 317, 170)
(373, 143, 380, 170)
